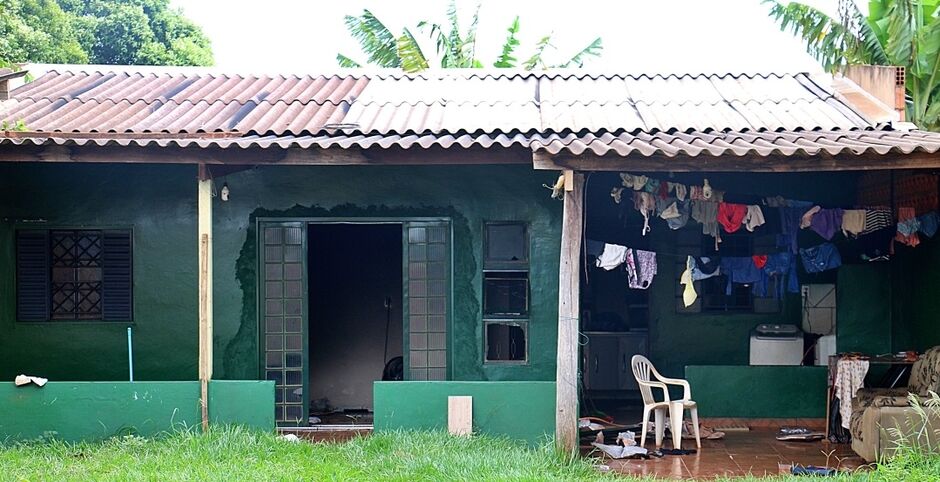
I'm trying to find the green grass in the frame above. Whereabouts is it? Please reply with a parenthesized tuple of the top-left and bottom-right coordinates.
(0, 425, 937, 481)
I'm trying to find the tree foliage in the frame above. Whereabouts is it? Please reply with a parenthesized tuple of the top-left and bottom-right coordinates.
(766, 0, 940, 131)
(0, 0, 213, 66)
(337, 1, 603, 72)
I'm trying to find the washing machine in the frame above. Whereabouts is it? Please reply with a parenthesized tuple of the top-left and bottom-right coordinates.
(749, 324, 804, 365)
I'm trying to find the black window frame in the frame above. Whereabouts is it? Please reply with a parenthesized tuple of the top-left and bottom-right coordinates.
(16, 227, 134, 322)
(482, 221, 529, 364)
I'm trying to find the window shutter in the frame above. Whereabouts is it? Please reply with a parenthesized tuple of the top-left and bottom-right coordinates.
(102, 230, 133, 321)
(16, 230, 51, 321)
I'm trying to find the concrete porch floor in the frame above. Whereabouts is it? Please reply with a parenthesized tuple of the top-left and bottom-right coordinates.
(587, 428, 868, 479)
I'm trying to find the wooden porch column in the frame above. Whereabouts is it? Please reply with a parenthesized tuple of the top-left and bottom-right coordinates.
(197, 164, 213, 431)
(555, 171, 584, 454)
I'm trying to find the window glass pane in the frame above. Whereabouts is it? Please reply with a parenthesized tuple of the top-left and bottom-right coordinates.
(483, 274, 528, 316)
(485, 323, 526, 362)
(485, 223, 526, 263)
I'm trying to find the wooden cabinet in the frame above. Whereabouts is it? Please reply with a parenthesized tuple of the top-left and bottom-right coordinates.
(582, 332, 648, 391)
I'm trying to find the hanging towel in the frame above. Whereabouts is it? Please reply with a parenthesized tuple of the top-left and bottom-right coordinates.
(596, 244, 628, 270)
(717, 203, 748, 233)
(918, 212, 939, 237)
(643, 178, 661, 193)
(835, 359, 870, 429)
(841, 210, 866, 237)
(680, 256, 697, 307)
(800, 243, 842, 273)
(744, 205, 766, 232)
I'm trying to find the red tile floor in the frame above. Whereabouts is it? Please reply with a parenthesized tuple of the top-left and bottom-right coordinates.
(585, 429, 869, 479)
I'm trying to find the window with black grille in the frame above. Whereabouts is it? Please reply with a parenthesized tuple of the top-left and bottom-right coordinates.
(16, 229, 133, 321)
(483, 222, 528, 362)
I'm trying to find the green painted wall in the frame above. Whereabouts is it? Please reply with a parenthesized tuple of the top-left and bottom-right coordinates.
(0, 163, 561, 383)
(373, 381, 555, 445)
(685, 366, 827, 418)
(0, 380, 274, 442)
(837, 264, 892, 354)
(891, 237, 940, 352)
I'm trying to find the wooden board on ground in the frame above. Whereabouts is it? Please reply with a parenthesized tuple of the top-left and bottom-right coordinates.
(448, 396, 472, 436)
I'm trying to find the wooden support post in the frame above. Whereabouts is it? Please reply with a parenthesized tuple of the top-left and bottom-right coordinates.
(197, 164, 213, 432)
(555, 172, 584, 454)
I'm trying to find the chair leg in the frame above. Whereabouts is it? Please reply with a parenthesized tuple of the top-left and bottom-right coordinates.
(690, 407, 701, 449)
(670, 403, 683, 450)
(640, 407, 650, 448)
(654, 407, 665, 447)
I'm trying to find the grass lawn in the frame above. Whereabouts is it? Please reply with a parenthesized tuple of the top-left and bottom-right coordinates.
(0, 426, 937, 481)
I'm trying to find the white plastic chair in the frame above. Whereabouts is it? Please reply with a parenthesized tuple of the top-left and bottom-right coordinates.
(631, 355, 700, 449)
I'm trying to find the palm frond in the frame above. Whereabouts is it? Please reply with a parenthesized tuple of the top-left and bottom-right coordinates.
(336, 53, 362, 68)
(445, 0, 464, 64)
(557, 37, 602, 68)
(885, 0, 917, 67)
(523, 34, 554, 71)
(343, 10, 401, 68)
(397, 27, 429, 72)
(461, 3, 482, 67)
(765, 0, 856, 72)
(493, 16, 521, 68)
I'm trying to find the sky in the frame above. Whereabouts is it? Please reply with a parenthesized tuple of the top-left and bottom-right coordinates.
(170, 0, 842, 74)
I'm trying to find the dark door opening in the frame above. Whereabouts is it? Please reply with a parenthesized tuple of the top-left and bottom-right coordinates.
(307, 223, 403, 425)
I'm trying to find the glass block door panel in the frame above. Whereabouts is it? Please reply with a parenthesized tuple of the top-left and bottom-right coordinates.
(260, 222, 307, 426)
(404, 221, 450, 381)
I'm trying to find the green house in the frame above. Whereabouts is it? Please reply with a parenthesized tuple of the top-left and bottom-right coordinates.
(2, 66, 940, 449)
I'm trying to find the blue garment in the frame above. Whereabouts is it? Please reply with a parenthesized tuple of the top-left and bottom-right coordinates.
(720, 257, 766, 296)
(763, 252, 799, 299)
(799, 243, 842, 273)
(691, 256, 721, 281)
(918, 212, 938, 238)
(586, 240, 605, 257)
(778, 206, 805, 254)
(666, 199, 691, 230)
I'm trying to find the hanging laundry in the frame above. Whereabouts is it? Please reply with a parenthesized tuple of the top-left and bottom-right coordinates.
(691, 201, 721, 246)
(690, 185, 705, 201)
(717, 203, 748, 233)
(778, 206, 804, 254)
(763, 196, 789, 207)
(764, 252, 800, 298)
(862, 208, 893, 234)
(634, 191, 656, 236)
(657, 181, 670, 199)
(809, 208, 844, 241)
(691, 257, 721, 281)
(643, 178, 661, 193)
(666, 199, 691, 230)
(620, 173, 648, 191)
(918, 212, 938, 237)
(895, 207, 921, 247)
(625, 249, 657, 289)
(656, 197, 680, 219)
(800, 243, 842, 273)
(800, 205, 821, 229)
(744, 205, 766, 232)
(844, 227, 895, 262)
(586, 240, 605, 257)
(611, 187, 625, 204)
(680, 256, 697, 307)
(752, 255, 768, 269)
(596, 244, 628, 270)
(841, 210, 866, 237)
(720, 257, 766, 296)
(671, 182, 688, 201)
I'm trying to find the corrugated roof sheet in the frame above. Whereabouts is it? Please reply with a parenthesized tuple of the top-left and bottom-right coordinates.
(1, 67, 939, 159)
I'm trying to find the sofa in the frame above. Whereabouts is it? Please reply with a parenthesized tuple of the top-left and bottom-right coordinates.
(850, 346, 940, 462)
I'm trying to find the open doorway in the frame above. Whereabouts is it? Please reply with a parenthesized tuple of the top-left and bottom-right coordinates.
(307, 223, 403, 426)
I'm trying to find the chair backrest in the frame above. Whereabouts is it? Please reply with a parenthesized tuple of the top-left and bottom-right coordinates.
(631, 354, 657, 405)
(909, 346, 940, 395)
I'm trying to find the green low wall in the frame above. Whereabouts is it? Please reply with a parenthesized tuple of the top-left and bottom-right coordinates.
(0, 380, 274, 442)
(374, 381, 555, 445)
(685, 365, 827, 418)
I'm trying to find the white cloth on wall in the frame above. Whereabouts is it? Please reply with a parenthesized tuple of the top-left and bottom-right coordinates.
(834, 359, 870, 429)
(596, 244, 628, 270)
(744, 205, 766, 232)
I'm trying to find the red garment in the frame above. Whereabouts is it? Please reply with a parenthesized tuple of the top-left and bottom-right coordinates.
(717, 202, 747, 233)
(658, 180, 670, 199)
(895, 206, 921, 247)
(752, 255, 768, 269)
